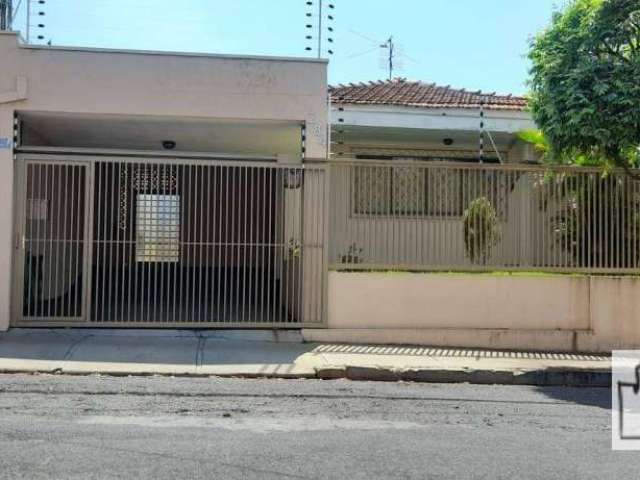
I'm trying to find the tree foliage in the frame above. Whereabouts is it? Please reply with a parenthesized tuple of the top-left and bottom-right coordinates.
(528, 0, 640, 170)
(533, 171, 640, 268)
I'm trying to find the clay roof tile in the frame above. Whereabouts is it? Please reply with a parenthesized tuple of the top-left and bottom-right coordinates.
(329, 79, 527, 111)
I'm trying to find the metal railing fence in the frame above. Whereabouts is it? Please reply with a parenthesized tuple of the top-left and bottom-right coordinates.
(329, 160, 640, 274)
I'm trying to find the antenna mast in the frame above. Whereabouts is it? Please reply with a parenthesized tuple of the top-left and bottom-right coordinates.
(380, 36, 395, 80)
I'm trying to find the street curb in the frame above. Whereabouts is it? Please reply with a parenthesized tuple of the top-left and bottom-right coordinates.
(314, 366, 612, 387)
(0, 364, 611, 386)
(0, 367, 318, 379)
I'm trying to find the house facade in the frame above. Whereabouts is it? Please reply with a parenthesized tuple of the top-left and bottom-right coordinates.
(1, 31, 638, 352)
(0, 31, 329, 330)
(329, 78, 536, 164)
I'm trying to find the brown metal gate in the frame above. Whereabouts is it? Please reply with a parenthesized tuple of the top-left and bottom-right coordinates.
(12, 155, 327, 327)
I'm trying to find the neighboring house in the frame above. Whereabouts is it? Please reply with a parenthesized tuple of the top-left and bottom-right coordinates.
(318, 79, 640, 354)
(327, 78, 544, 270)
(329, 78, 537, 164)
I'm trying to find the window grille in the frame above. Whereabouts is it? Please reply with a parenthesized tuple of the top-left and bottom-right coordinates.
(135, 194, 181, 263)
(353, 163, 466, 217)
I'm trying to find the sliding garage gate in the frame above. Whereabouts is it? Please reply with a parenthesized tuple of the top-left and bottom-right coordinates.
(12, 155, 328, 327)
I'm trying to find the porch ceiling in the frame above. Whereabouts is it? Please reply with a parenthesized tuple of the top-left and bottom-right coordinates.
(332, 125, 516, 150)
(19, 112, 303, 158)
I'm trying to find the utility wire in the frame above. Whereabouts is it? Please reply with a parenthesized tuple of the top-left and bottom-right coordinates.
(347, 45, 379, 59)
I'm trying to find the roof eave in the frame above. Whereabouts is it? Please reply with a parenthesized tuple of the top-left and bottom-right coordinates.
(331, 100, 528, 112)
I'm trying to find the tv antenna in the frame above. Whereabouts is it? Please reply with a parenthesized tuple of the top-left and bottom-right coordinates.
(304, 0, 335, 58)
(379, 36, 397, 80)
(346, 30, 417, 80)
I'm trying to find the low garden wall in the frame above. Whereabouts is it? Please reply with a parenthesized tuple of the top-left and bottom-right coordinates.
(302, 272, 640, 353)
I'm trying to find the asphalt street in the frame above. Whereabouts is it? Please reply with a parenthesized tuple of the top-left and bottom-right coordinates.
(0, 374, 635, 479)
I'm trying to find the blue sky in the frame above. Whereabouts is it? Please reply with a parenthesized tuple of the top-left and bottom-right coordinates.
(11, 0, 563, 94)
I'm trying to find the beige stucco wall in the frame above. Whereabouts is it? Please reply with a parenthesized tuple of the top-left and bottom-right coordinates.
(507, 139, 538, 163)
(0, 31, 329, 330)
(303, 272, 640, 353)
(0, 32, 328, 158)
(577, 277, 640, 351)
(325, 272, 590, 330)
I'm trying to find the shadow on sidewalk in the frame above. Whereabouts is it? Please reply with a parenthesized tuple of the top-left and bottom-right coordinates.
(535, 386, 611, 409)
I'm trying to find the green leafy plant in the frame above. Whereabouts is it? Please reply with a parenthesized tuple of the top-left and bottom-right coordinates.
(527, 0, 640, 172)
(463, 197, 501, 265)
(518, 129, 615, 168)
(287, 238, 301, 258)
(340, 243, 364, 264)
(517, 129, 552, 160)
(533, 171, 640, 268)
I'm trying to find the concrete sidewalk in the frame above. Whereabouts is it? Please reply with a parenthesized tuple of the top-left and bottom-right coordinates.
(0, 329, 612, 386)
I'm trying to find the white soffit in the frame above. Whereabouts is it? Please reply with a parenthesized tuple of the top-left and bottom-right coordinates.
(19, 112, 303, 156)
(332, 105, 536, 134)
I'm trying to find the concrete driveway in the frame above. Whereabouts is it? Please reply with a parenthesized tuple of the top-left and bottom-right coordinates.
(0, 329, 318, 377)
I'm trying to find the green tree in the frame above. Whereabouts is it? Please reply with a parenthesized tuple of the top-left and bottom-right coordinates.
(528, 0, 640, 171)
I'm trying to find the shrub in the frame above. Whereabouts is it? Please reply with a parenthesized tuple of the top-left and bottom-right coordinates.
(463, 197, 501, 265)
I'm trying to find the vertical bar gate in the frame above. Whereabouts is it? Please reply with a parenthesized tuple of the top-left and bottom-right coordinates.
(12, 155, 327, 327)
